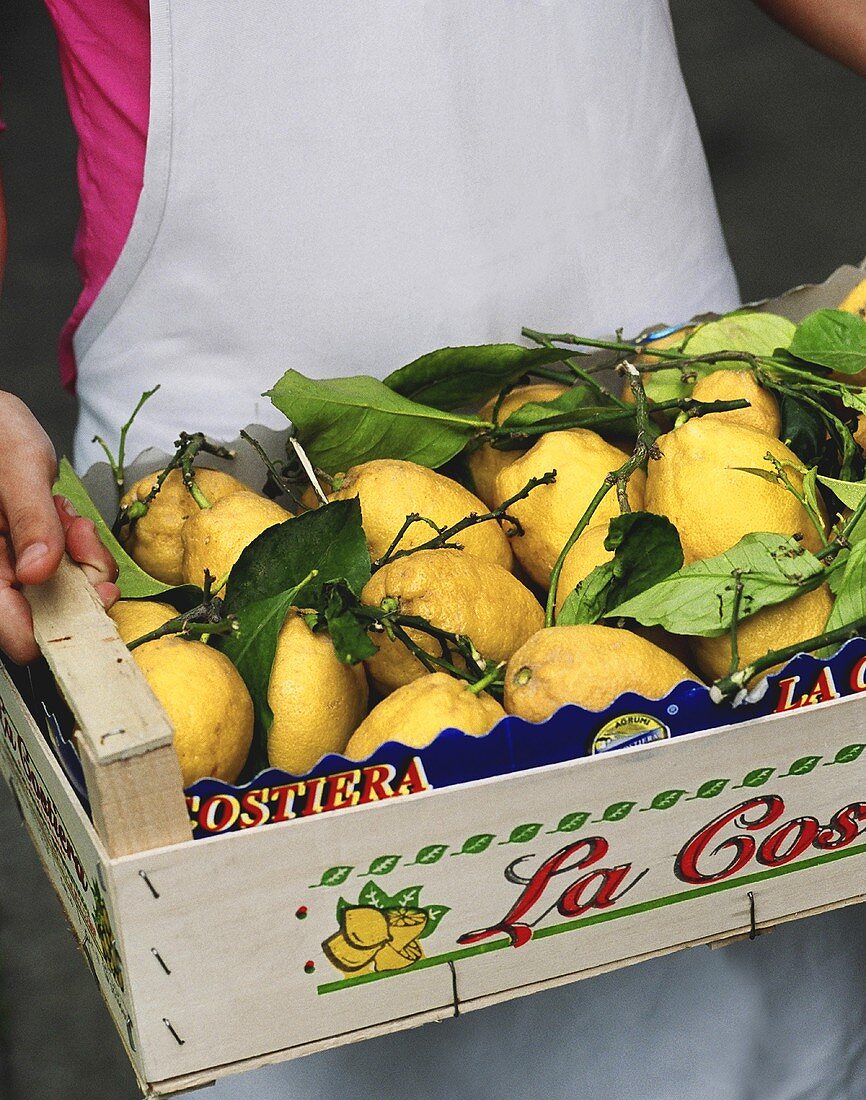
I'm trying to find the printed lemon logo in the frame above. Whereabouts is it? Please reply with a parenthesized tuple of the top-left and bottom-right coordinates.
(592, 712, 669, 753)
(322, 886, 448, 976)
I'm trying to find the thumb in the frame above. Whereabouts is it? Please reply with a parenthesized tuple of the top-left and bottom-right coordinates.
(0, 395, 66, 585)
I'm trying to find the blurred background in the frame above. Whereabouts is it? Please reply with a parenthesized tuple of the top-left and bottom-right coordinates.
(0, 2, 864, 1097)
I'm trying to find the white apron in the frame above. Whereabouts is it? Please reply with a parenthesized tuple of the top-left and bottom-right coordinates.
(70, 2, 866, 1097)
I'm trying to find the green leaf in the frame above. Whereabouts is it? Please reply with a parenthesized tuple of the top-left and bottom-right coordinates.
(323, 585, 378, 664)
(779, 393, 827, 467)
(547, 812, 591, 834)
(832, 744, 866, 764)
(498, 386, 608, 432)
(53, 458, 172, 599)
(817, 474, 866, 511)
(500, 823, 543, 845)
(358, 881, 390, 908)
(737, 767, 775, 788)
(841, 389, 866, 416)
(419, 904, 450, 939)
(393, 886, 423, 908)
(789, 310, 866, 374)
(267, 370, 485, 471)
(384, 344, 569, 411)
(823, 538, 866, 641)
(409, 844, 449, 865)
(784, 755, 822, 776)
(646, 789, 688, 811)
(453, 833, 496, 855)
(361, 854, 401, 877)
(336, 896, 351, 919)
(690, 779, 729, 800)
(684, 312, 796, 364)
(600, 801, 636, 822)
(224, 499, 370, 614)
(310, 865, 353, 888)
(558, 513, 684, 627)
(610, 533, 825, 637)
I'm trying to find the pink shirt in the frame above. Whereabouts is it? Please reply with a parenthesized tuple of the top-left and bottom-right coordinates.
(44, 0, 149, 389)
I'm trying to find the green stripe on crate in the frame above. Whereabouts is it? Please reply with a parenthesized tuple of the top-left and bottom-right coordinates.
(317, 840, 866, 994)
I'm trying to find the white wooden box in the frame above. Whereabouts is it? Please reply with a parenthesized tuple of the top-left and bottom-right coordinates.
(3, 262, 866, 1096)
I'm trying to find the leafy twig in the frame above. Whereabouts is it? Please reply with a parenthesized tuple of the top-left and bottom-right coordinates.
(92, 385, 160, 494)
(240, 430, 309, 511)
(727, 571, 745, 677)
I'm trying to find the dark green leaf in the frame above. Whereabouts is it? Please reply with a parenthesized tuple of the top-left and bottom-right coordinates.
(336, 896, 351, 919)
(420, 904, 451, 939)
(610, 533, 825, 637)
(690, 779, 729, 800)
(311, 865, 353, 888)
(547, 812, 591, 834)
(393, 886, 423, 908)
(738, 767, 775, 788)
(454, 833, 496, 855)
(500, 823, 543, 845)
(823, 538, 866, 641)
(225, 499, 370, 614)
(784, 755, 821, 776)
(54, 458, 172, 598)
(789, 310, 866, 374)
(267, 370, 484, 471)
(410, 844, 449, 865)
(384, 344, 569, 411)
(778, 393, 827, 467)
(647, 789, 688, 810)
(358, 881, 390, 908)
(362, 855, 401, 877)
(559, 513, 684, 627)
(323, 585, 378, 664)
(833, 744, 866, 764)
(601, 801, 636, 822)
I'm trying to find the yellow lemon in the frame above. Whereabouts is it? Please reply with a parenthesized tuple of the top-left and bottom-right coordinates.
(344, 672, 505, 758)
(468, 382, 569, 507)
(132, 637, 253, 786)
(385, 908, 428, 952)
(373, 942, 423, 972)
(839, 276, 866, 320)
(120, 468, 248, 585)
(329, 459, 512, 570)
(854, 414, 866, 453)
(181, 491, 291, 589)
(690, 371, 781, 436)
(361, 549, 544, 694)
(690, 584, 833, 684)
(343, 907, 390, 950)
(645, 418, 825, 565)
(266, 613, 369, 774)
(108, 599, 178, 644)
(493, 430, 645, 588)
(322, 932, 378, 973)
(504, 624, 695, 721)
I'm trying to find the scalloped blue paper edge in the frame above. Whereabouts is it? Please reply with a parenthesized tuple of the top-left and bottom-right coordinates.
(183, 637, 866, 838)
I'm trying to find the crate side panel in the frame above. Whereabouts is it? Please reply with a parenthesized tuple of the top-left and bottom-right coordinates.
(114, 691, 866, 1084)
(0, 662, 143, 1075)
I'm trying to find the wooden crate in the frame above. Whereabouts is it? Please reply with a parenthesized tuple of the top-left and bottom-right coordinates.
(3, 260, 866, 1095)
(3, 560, 866, 1096)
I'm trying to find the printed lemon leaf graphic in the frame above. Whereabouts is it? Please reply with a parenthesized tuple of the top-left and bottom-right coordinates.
(393, 886, 423, 909)
(644, 789, 688, 811)
(358, 881, 390, 909)
(453, 833, 496, 855)
(548, 812, 591, 834)
(831, 744, 866, 765)
(311, 865, 353, 888)
(408, 844, 449, 866)
(419, 904, 451, 939)
(597, 801, 636, 823)
(500, 823, 543, 845)
(336, 896, 351, 920)
(689, 779, 729, 800)
(784, 755, 822, 777)
(736, 767, 775, 788)
(360, 854, 401, 877)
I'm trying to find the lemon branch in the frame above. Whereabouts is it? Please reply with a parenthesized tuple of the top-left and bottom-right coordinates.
(240, 430, 312, 512)
(544, 365, 659, 627)
(712, 614, 866, 702)
(373, 473, 557, 569)
(727, 571, 745, 677)
(92, 385, 161, 494)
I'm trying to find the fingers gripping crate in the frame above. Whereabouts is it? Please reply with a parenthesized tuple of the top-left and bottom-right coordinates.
(4, 560, 866, 1096)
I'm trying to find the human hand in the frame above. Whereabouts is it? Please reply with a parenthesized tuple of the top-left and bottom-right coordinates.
(1, 393, 119, 663)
